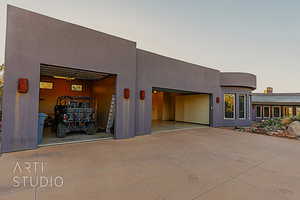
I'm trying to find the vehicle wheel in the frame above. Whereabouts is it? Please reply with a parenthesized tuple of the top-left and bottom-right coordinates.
(56, 123, 67, 138)
(110, 126, 114, 135)
(86, 123, 96, 135)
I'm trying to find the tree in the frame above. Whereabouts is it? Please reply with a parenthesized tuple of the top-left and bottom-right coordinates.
(0, 64, 4, 87)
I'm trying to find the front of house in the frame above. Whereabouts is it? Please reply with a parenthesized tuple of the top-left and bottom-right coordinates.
(1, 6, 256, 152)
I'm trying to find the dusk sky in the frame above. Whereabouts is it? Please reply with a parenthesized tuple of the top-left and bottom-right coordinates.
(0, 0, 299, 92)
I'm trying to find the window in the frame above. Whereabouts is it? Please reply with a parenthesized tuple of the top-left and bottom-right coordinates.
(272, 106, 281, 118)
(248, 95, 252, 120)
(283, 106, 293, 117)
(238, 95, 246, 119)
(296, 107, 300, 117)
(40, 82, 53, 89)
(263, 106, 270, 118)
(224, 94, 235, 119)
(256, 106, 262, 118)
(71, 84, 83, 91)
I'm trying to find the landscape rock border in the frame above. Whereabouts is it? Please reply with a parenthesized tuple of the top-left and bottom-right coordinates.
(237, 118, 300, 140)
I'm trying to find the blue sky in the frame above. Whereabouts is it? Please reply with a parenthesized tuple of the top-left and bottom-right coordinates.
(0, 0, 299, 92)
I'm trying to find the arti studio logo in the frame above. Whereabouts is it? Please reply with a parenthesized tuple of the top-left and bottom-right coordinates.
(12, 161, 64, 188)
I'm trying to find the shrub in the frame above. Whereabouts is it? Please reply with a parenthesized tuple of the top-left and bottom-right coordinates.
(281, 117, 293, 126)
(257, 118, 285, 131)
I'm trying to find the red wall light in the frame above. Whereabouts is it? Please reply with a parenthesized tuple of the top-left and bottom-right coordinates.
(140, 90, 145, 100)
(216, 97, 220, 104)
(18, 78, 29, 93)
(124, 88, 130, 99)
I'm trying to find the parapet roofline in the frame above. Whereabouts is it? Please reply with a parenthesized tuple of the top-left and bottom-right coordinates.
(137, 49, 220, 72)
(8, 5, 254, 76)
(7, 4, 136, 45)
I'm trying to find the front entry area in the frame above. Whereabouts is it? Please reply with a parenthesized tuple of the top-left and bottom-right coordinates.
(151, 88, 210, 133)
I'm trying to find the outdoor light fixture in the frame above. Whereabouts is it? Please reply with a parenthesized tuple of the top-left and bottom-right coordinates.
(124, 88, 130, 99)
(140, 90, 145, 100)
(18, 78, 29, 93)
(216, 97, 220, 104)
(153, 90, 158, 94)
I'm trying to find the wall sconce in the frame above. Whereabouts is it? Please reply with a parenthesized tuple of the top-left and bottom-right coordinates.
(140, 90, 145, 100)
(124, 88, 130, 99)
(18, 78, 29, 93)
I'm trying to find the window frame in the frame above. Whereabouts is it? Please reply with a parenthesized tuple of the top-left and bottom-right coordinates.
(283, 106, 293, 117)
(296, 107, 300, 117)
(256, 105, 262, 118)
(263, 106, 271, 118)
(248, 95, 252, 120)
(272, 106, 281, 118)
(238, 94, 246, 120)
(224, 93, 235, 120)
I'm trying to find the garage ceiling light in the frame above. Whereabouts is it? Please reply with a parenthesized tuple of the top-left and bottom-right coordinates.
(53, 76, 75, 80)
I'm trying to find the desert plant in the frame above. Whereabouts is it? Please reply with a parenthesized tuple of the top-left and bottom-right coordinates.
(257, 118, 285, 132)
(281, 117, 293, 126)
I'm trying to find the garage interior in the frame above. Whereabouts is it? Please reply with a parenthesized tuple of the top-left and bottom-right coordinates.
(39, 64, 116, 145)
(152, 88, 210, 132)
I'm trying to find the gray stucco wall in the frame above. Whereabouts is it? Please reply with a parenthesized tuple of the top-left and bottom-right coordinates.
(2, 6, 137, 152)
(220, 72, 256, 89)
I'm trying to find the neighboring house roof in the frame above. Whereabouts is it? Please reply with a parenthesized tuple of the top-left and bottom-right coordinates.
(252, 93, 300, 105)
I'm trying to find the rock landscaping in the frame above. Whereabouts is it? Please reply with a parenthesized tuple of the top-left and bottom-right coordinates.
(237, 117, 300, 140)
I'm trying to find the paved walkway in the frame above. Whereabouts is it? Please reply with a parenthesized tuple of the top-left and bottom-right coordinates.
(0, 127, 300, 200)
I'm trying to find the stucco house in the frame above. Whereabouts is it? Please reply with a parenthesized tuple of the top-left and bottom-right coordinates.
(2, 6, 256, 152)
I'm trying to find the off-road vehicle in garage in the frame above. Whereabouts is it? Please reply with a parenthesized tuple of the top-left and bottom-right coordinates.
(54, 96, 97, 138)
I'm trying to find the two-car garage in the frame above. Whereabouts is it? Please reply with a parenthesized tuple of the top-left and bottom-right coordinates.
(39, 65, 211, 144)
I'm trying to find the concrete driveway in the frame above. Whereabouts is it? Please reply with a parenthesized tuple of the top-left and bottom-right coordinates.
(0, 127, 300, 200)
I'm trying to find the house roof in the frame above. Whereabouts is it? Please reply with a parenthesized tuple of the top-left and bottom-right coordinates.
(252, 93, 300, 105)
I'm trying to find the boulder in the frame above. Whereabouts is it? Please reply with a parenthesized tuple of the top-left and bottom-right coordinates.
(287, 121, 300, 137)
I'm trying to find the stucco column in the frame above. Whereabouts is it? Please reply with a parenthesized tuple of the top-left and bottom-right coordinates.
(2, 61, 40, 152)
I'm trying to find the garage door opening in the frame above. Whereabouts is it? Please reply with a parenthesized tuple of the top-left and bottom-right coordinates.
(39, 64, 116, 145)
(152, 88, 210, 133)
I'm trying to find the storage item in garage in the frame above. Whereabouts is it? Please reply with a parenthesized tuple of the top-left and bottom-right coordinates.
(106, 95, 116, 133)
(38, 113, 48, 144)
